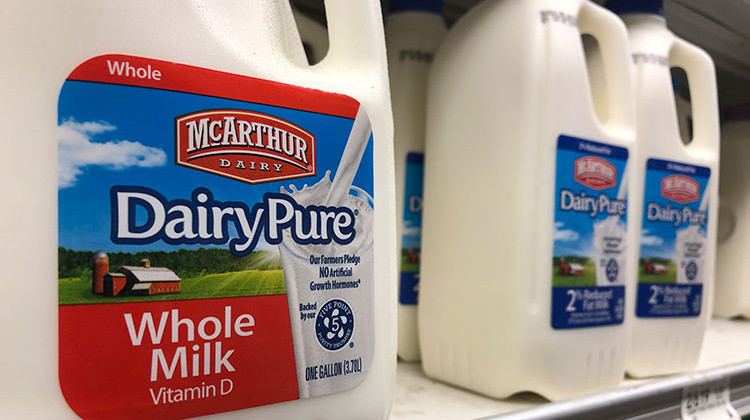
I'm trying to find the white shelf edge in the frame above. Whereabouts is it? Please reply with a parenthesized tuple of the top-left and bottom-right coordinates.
(481, 361, 750, 420)
(391, 318, 750, 420)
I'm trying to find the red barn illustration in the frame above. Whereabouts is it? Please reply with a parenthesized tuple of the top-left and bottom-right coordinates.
(558, 257, 584, 276)
(92, 250, 109, 294)
(93, 253, 181, 297)
(643, 259, 666, 275)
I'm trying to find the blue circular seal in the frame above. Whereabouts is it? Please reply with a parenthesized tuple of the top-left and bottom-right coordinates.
(685, 261, 698, 281)
(606, 258, 619, 282)
(315, 299, 354, 351)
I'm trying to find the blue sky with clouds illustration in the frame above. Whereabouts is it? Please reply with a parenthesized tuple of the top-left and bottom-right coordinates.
(553, 145, 628, 258)
(58, 80, 373, 253)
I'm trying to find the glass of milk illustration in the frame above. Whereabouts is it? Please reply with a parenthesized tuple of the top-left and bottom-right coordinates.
(675, 188, 709, 286)
(278, 107, 375, 398)
(593, 169, 628, 286)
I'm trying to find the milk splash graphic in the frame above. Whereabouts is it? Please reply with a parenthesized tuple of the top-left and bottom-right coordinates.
(593, 166, 628, 286)
(675, 186, 709, 285)
(278, 106, 374, 398)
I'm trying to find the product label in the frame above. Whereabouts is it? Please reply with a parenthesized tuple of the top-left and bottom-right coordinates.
(552, 135, 628, 329)
(58, 55, 374, 419)
(637, 159, 710, 318)
(399, 153, 424, 305)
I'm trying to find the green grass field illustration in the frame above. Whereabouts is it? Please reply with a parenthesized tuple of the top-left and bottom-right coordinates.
(59, 248, 286, 305)
(552, 256, 596, 287)
(638, 258, 677, 284)
(400, 248, 420, 272)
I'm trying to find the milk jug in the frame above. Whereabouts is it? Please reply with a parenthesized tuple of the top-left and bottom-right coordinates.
(293, 7, 329, 64)
(714, 108, 750, 319)
(419, 0, 637, 400)
(605, 0, 721, 378)
(386, 0, 447, 363)
(0, 1, 396, 419)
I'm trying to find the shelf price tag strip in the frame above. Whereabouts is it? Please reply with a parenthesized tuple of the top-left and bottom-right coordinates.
(681, 377, 740, 420)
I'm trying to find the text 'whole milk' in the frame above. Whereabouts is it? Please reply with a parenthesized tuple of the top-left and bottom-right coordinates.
(419, 0, 637, 400)
(0, 1, 396, 418)
(386, 0, 447, 363)
(604, 0, 720, 378)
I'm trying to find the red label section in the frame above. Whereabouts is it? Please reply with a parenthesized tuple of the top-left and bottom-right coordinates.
(67, 55, 359, 119)
(59, 296, 298, 420)
(574, 156, 617, 190)
(661, 174, 700, 204)
(176, 110, 316, 184)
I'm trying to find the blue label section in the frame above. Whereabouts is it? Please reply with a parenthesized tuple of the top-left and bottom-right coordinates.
(637, 158, 710, 318)
(399, 152, 424, 305)
(636, 283, 702, 317)
(552, 286, 625, 329)
(552, 135, 629, 329)
(646, 159, 711, 178)
(399, 272, 419, 305)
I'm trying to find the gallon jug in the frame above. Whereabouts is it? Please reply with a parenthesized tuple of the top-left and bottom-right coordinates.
(0, 1, 396, 419)
(419, 0, 637, 400)
(293, 7, 330, 64)
(386, 0, 447, 363)
(714, 108, 750, 319)
(605, 0, 721, 378)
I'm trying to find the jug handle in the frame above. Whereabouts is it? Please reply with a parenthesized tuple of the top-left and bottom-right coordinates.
(322, 0, 386, 71)
(669, 38, 720, 155)
(578, 2, 636, 134)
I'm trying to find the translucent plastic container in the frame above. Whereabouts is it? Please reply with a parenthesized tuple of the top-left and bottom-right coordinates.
(386, 0, 447, 363)
(605, 0, 721, 378)
(0, 1, 395, 418)
(419, 0, 637, 400)
(714, 109, 750, 319)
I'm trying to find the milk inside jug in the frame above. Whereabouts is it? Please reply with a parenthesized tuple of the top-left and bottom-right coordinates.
(604, 0, 721, 378)
(419, 0, 637, 400)
(0, 1, 396, 419)
(386, 0, 447, 363)
(714, 108, 750, 319)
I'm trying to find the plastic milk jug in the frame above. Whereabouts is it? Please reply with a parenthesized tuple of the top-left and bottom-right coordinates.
(293, 7, 330, 64)
(605, 0, 721, 378)
(386, 0, 447, 362)
(419, 0, 637, 400)
(714, 109, 750, 319)
(0, 1, 396, 419)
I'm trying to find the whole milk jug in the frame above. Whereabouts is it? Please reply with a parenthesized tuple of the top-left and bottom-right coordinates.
(419, 0, 637, 400)
(293, 7, 330, 65)
(714, 108, 750, 318)
(386, 0, 447, 362)
(0, 1, 396, 419)
(605, 0, 721, 377)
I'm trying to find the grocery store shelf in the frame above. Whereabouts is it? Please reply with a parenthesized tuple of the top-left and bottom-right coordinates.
(390, 317, 750, 420)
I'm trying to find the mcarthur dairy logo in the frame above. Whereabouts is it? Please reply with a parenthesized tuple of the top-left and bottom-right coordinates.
(176, 110, 316, 184)
(661, 174, 700, 204)
(574, 156, 616, 190)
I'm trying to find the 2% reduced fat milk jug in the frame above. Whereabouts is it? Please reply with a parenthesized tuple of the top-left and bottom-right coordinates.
(0, 1, 396, 419)
(713, 108, 749, 319)
(386, 0, 447, 363)
(604, 0, 721, 378)
(419, 0, 637, 400)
